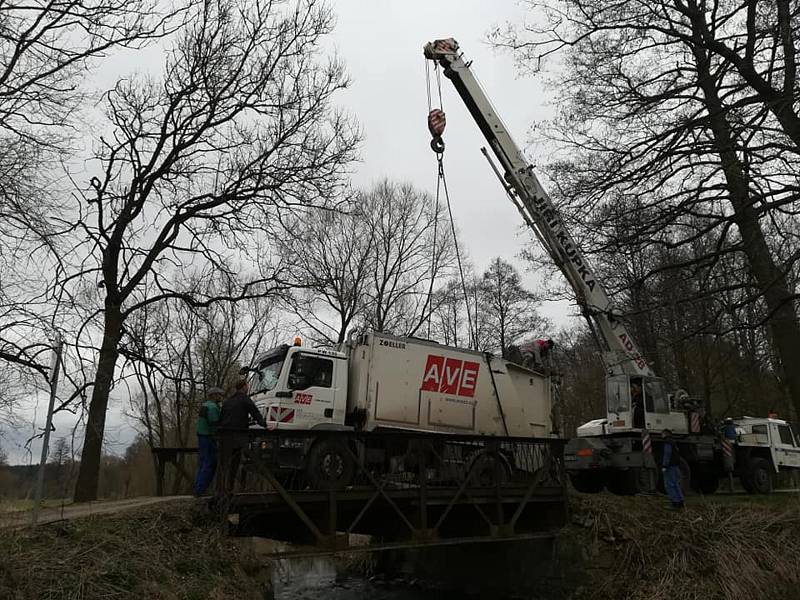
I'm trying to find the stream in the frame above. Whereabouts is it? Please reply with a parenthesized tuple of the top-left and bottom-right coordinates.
(272, 557, 503, 599)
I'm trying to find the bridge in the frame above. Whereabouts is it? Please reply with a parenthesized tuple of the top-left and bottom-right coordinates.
(205, 429, 568, 558)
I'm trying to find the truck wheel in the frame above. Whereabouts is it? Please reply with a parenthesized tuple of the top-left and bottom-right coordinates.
(690, 464, 719, 494)
(468, 452, 511, 487)
(746, 458, 773, 494)
(304, 438, 355, 491)
(607, 470, 637, 495)
(569, 471, 605, 493)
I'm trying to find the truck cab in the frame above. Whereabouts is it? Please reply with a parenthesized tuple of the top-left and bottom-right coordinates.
(734, 417, 800, 471)
(577, 375, 689, 437)
(250, 341, 349, 430)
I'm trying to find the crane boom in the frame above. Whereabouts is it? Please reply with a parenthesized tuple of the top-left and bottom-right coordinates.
(424, 38, 654, 378)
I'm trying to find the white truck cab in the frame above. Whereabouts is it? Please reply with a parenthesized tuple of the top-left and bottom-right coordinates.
(577, 374, 696, 437)
(734, 417, 800, 472)
(250, 340, 349, 430)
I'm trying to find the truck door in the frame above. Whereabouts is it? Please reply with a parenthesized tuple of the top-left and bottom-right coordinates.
(606, 375, 631, 431)
(771, 423, 800, 469)
(286, 353, 338, 426)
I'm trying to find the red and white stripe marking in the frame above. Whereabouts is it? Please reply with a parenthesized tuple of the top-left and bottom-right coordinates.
(427, 109, 446, 137)
(642, 431, 652, 455)
(722, 439, 733, 457)
(690, 412, 701, 433)
(268, 406, 295, 423)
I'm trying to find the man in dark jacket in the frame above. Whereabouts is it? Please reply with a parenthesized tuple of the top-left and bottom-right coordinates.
(217, 379, 267, 495)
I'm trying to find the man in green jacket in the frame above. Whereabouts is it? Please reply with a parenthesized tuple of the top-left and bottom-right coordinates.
(193, 387, 223, 496)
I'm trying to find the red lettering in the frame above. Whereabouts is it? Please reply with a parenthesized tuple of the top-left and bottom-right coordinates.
(440, 358, 463, 394)
(459, 361, 479, 397)
(422, 355, 481, 397)
(294, 393, 313, 405)
(421, 355, 444, 391)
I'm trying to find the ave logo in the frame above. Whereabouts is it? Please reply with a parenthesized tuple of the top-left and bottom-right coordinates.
(420, 355, 480, 398)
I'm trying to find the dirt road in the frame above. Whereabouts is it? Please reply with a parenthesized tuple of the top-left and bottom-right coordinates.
(0, 495, 191, 528)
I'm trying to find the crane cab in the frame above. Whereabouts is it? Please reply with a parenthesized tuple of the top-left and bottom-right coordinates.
(577, 375, 690, 437)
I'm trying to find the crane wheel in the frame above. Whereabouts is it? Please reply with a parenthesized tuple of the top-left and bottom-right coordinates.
(690, 464, 719, 494)
(569, 471, 605, 493)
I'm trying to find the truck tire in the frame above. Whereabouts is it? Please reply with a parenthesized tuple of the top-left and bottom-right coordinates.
(745, 458, 773, 494)
(690, 464, 719, 495)
(606, 467, 653, 495)
(569, 471, 605, 493)
(304, 438, 355, 491)
(607, 470, 636, 495)
(468, 452, 511, 487)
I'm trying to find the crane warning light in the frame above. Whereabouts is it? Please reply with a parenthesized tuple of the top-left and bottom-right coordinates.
(293, 336, 302, 347)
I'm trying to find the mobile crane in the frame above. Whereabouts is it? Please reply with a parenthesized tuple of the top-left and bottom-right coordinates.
(422, 38, 719, 495)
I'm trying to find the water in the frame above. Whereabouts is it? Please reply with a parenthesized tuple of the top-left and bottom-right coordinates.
(277, 575, 480, 599)
(273, 557, 486, 600)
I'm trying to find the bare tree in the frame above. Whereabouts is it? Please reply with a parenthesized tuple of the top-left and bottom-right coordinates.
(491, 0, 800, 415)
(0, 0, 186, 423)
(429, 279, 470, 347)
(361, 179, 456, 336)
(280, 200, 375, 345)
(669, 1, 800, 151)
(68, 0, 358, 501)
(475, 258, 548, 357)
(123, 271, 282, 494)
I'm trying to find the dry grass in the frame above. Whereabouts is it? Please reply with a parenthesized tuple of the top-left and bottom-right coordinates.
(0, 499, 271, 600)
(569, 493, 800, 600)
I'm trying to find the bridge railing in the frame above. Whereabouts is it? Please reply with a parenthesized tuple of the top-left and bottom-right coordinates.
(218, 428, 564, 491)
(215, 428, 567, 552)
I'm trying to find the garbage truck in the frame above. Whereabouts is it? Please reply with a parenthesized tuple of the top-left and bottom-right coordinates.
(245, 331, 556, 488)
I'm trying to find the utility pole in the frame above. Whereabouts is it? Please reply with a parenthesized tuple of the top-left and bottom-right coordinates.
(31, 335, 64, 525)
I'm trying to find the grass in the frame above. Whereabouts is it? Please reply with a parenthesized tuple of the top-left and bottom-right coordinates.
(0, 498, 73, 514)
(0, 499, 271, 600)
(567, 491, 800, 600)
(3, 490, 799, 599)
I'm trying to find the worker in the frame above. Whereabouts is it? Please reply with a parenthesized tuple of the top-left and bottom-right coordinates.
(192, 387, 224, 497)
(723, 417, 737, 441)
(217, 379, 267, 495)
(631, 381, 645, 429)
(523, 338, 554, 370)
(661, 429, 684, 509)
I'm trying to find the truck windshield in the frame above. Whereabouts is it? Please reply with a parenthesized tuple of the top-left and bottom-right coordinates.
(252, 352, 287, 393)
(645, 379, 669, 414)
(607, 377, 630, 415)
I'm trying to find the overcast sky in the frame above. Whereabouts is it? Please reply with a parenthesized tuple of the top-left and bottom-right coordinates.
(4, 0, 579, 465)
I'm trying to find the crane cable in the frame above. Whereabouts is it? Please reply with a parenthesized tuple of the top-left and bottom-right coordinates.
(425, 59, 477, 349)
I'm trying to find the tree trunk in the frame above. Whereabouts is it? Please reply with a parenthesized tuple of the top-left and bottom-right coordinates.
(690, 37, 800, 416)
(73, 304, 123, 502)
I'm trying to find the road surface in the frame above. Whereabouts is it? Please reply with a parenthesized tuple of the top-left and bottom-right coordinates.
(0, 495, 191, 528)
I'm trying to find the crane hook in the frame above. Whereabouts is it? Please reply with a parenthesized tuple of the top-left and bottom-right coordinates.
(428, 109, 446, 154)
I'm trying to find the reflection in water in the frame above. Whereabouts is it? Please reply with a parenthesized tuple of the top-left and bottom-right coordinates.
(273, 557, 483, 600)
(277, 575, 469, 599)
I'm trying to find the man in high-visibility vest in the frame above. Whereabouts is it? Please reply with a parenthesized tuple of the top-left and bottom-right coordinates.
(192, 387, 224, 497)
